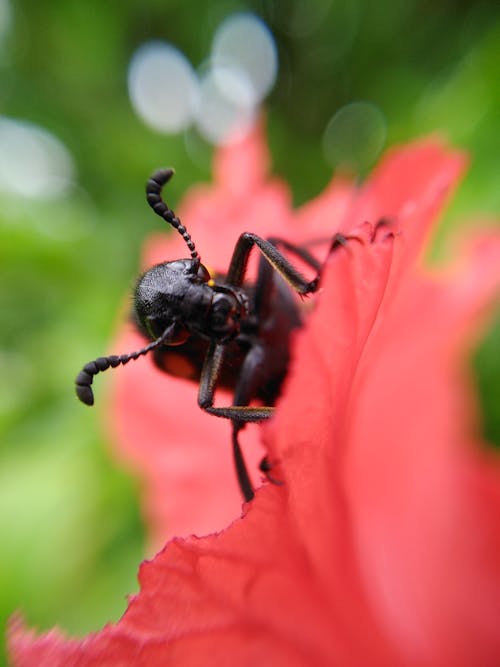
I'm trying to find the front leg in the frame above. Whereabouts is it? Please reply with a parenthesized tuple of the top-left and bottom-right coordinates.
(198, 342, 273, 502)
(198, 341, 274, 422)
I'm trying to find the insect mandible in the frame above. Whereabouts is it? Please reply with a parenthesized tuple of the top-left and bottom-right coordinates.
(75, 169, 346, 502)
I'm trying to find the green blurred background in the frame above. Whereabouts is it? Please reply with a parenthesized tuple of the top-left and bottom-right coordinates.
(0, 0, 499, 661)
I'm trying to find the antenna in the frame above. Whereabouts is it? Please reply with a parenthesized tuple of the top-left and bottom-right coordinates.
(75, 325, 175, 406)
(146, 169, 200, 263)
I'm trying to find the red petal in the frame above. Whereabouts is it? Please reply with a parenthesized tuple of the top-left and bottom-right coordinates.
(353, 137, 467, 280)
(344, 233, 500, 665)
(8, 486, 399, 666)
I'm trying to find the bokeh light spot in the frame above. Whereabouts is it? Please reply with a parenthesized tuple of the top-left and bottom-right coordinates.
(194, 68, 255, 146)
(128, 42, 199, 133)
(211, 13, 278, 107)
(0, 117, 74, 199)
(323, 101, 387, 173)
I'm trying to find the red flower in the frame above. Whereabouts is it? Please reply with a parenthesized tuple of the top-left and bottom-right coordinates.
(9, 126, 500, 666)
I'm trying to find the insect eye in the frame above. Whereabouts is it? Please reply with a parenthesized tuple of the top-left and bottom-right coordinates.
(145, 317, 190, 346)
(167, 322, 190, 346)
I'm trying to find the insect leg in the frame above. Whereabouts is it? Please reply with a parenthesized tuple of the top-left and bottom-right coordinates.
(226, 233, 321, 294)
(198, 341, 273, 420)
(265, 237, 322, 271)
(253, 237, 322, 317)
(198, 342, 270, 501)
(230, 345, 267, 502)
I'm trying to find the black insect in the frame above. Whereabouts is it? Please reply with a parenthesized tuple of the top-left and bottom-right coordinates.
(75, 169, 343, 502)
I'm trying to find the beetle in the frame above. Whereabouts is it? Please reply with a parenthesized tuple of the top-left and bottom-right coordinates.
(75, 169, 346, 502)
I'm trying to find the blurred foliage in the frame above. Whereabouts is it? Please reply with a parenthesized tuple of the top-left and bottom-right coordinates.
(0, 0, 498, 662)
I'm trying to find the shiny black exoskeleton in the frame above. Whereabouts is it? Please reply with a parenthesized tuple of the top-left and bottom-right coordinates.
(76, 169, 339, 502)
